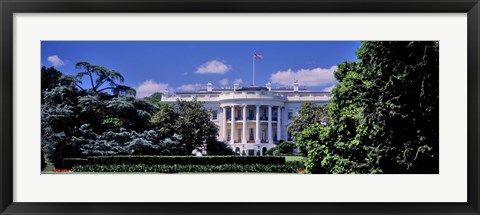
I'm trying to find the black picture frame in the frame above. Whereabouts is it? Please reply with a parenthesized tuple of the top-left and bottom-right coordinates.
(1, 0, 479, 214)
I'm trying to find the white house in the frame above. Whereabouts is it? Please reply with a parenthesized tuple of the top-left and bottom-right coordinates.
(161, 81, 331, 156)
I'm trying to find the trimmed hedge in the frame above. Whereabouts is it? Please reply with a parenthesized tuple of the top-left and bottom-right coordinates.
(62, 158, 88, 169)
(73, 163, 300, 173)
(87, 155, 286, 166)
(286, 161, 304, 169)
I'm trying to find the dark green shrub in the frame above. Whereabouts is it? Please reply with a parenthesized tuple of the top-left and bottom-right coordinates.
(62, 158, 88, 168)
(87, 155, 285, 166)
(265, 142, 295, 156)
(277, 141, 295, 154)
(41, 149, 47, 171)
(206, 141, 235, 155)
(265, 147, 277, 156)
(272, 150, 281, 156)
(73, 163, 299, 173)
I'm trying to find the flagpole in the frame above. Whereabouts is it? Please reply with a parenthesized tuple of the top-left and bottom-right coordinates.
(252, 51, 255, 86)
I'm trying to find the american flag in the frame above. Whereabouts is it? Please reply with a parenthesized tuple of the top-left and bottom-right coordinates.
(254, 53, 263, 59)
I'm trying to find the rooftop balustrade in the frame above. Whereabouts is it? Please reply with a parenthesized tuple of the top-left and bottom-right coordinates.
(161, 91, 332, 102)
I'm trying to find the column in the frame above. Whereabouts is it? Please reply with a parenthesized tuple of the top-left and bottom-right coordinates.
(242, 105, 247, 143)
(222, 106, 227, 141)
(255, 105, 260, 144)
(277, 106, 281, 141)
(268, 105, 273, 144)
(230, 105, 235, 144)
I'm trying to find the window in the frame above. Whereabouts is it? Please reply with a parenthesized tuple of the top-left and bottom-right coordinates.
(238, 128, 242, 141)
(212, 110, 217, 120)
(248, 109, 255, 120)
(249, 128, 254, 140)
(227, 129, 231, 141)
(227, 109, 231, 120)
(262, 128, 267, 141)
(287, 111, 293, 120)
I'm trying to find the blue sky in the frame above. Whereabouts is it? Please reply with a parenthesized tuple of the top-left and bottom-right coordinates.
(41, 41, 361, 97)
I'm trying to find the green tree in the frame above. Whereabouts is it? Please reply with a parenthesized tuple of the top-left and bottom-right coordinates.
(151, 103, 178, 138)
(300, 41, 439, 174)
(151, 100, 220, 154)
(41, 64, 162, 164)
(41, 66, 63, 91)
(75, 62, 136, 96)
(287, 102, 328, 156)
(143, 92, 163, 104)
(174, 99, 219, 154)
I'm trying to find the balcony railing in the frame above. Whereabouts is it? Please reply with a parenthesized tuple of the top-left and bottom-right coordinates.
(218, 92, 285, 101)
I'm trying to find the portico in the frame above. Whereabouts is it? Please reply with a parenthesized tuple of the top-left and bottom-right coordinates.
(221, 104, 282, 142)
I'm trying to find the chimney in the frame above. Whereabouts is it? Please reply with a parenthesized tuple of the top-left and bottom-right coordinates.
(234, 83, 240, 91)
(207, 82, 213, 92)
(293, 80, 299, 92)
(266, 82, 272, 91)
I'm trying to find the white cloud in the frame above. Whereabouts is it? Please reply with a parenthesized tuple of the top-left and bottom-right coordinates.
(135, 80, 169, 98)
(47, 55, 65, 67)
(270, 66, 338, 87)
(195, 60, 232, 74)
(233, 78, 243, 84)
(177, 84, 203, 92)
(219, 78, 229, 86)
(322, 84, 336, 92)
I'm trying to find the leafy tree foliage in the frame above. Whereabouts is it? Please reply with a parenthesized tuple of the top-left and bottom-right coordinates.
(143, 92, 163, 105)
(75, 125, 186, 156)
(298, 41, 439, 174)
(152, 99, 219, 154)
(42, 62, 221, 166)
(175, 99, 219, 153)
(206, 141, 235, 155)
(74, 62, 136, 96)
(151, 103, 178, 139)
(287, 102, 328, 156)
(266, 141, 295, 155)
(41, 64, 173, 165)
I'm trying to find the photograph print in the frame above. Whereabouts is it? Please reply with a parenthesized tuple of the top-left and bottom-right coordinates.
(41, 41, 439, 174)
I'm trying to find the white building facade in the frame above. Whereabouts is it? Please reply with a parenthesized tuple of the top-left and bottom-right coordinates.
(161, 81, 331, 156)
